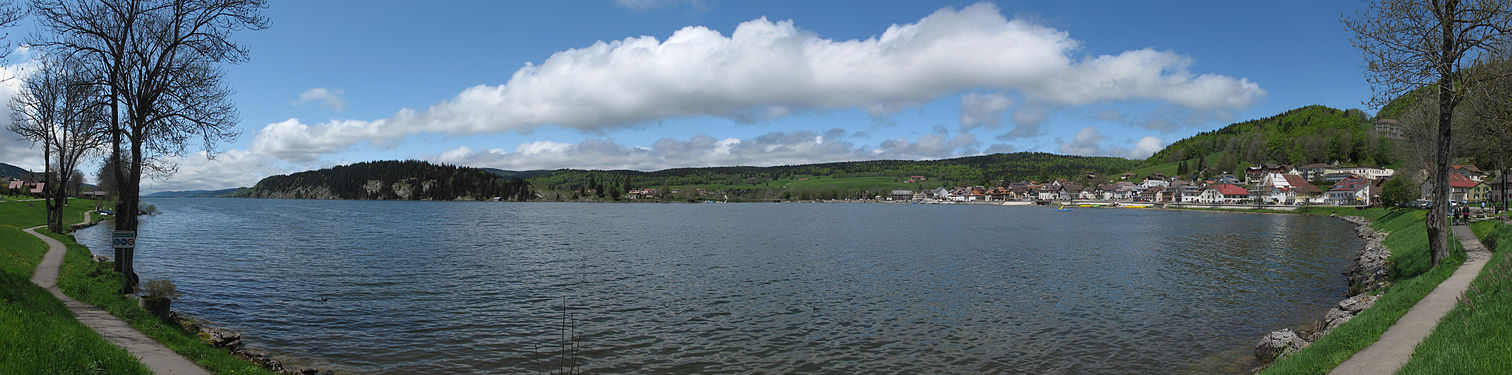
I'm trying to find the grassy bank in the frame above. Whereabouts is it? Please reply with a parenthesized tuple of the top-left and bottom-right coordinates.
(1397, 220, 1512, 374)
(1262, 207, 1466, 374)
(0, 199, 278, 375)
(48, 231, 280, 375)
(0, 199, 151, 374)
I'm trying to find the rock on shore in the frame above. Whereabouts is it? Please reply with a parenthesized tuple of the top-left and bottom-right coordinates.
(178, 315, 334, 375)
(1254, 214, 1389, 364)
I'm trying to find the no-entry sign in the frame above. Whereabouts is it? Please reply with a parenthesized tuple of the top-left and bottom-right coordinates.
(112, 230, 136, 249)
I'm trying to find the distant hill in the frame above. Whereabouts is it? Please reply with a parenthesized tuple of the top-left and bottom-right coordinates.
(519, 152, 1140, 201)
(245, 160, 533, 201)
(0, 162, 28, 179)
(480, 168, 550, 179)
(144, 187, 248, 198)
(1135, 105, 1396, 179)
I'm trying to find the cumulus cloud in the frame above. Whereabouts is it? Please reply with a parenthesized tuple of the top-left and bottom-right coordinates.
(0, 52, 45, 170)
(959, 92, 1014, 130)
(1056, 127, 1164, 159)
(139, 150, 285, 193)
(251, 2, 1262, 162)
(293, 88, 347, 112)
(433, 128, 980, 171)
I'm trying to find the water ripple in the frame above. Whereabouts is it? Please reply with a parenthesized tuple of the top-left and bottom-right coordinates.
(75, 200, 1359, 374)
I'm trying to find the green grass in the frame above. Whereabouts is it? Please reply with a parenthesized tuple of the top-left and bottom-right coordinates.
(1263, 207, 1467, 375)
(48, 230, 281, 375)
(1397, 221, 1512, 375)
(0, 200, 151, 374)
(0, 271, 152, 375)
(0, 198, 99, 228)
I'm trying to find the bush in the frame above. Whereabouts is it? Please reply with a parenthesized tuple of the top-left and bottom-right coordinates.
(1380, 175, 1419, 208)
(140, 278, 181, 303)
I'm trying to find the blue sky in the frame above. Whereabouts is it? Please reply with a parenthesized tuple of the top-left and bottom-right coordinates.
(0, 0, 1377, 192)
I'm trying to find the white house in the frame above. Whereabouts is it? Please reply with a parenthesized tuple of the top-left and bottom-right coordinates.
(1326, 177, 1373, 206)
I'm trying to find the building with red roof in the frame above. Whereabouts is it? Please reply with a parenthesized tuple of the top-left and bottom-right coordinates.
(1197, 183, 1250, 204)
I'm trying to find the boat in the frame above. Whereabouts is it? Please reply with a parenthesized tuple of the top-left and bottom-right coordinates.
(1056, 205, 1072, 212)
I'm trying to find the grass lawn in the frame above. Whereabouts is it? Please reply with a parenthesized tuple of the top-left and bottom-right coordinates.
(0, 199, 150, 374)
(1262, 207, 1466, 374)
(1397, 220, 1512, 374)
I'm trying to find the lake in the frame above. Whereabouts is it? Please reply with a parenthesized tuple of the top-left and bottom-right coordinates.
(77, 199, 1359, 374)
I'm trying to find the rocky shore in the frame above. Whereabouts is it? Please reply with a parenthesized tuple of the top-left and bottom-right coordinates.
(1253, 214, 1389, 366)
(177, 316, 334, 375)
(84, 254, 335, 374)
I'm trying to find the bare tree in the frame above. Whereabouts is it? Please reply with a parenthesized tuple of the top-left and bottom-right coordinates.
(32, 0, 266, 292)
(1346, 0, 1512, 266)
(7, 55, 107, 233)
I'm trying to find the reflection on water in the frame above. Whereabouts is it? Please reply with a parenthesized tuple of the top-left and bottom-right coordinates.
(78, 200, 1358, 374)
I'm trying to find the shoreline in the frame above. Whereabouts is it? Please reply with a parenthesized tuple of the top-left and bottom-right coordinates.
(1250, 211, 1389, 372)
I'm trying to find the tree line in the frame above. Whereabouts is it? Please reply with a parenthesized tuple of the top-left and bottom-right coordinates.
(247, 160, 533, 201)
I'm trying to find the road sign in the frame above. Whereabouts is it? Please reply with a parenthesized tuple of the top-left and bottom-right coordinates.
(112, 230, 136, 249)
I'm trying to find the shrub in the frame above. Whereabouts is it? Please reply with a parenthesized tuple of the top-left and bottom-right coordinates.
(140, 278, 181, 303)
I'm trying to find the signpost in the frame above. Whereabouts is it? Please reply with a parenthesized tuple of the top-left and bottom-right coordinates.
(113, 230, 136, 294)
(112, 230, 136, 249)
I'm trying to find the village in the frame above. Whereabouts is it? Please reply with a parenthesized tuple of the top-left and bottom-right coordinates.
(885, 163, 1507, 209)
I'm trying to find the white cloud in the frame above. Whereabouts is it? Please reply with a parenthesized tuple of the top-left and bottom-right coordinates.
(293, 88, 347, 112)
(433, 128, 980, 171)
(1056, 127, 1163, 159)
(251, 118, 398, 162)
(252, 2, 1261, 162)
(139, 150, 285, 193)
(958, 92, 1014, 130)
(0, 53, 46, 170)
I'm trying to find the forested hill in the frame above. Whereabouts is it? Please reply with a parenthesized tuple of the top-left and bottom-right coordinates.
(1143, 105, 1395, 171)
(518, 152, 1139, 200)
(0, 162, 27, 179)
(243, 160, 532, 201)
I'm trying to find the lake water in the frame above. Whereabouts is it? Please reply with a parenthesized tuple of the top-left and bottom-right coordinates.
(77, 199, 1359, 374)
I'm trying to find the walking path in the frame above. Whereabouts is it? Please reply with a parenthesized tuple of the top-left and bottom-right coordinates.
(1329, 225, 1493, 375)
(25, 212, 211, 375)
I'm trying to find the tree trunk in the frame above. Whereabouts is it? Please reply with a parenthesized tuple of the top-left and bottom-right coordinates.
(1428, 1, 1458, 267)
(44, 143, 61, 234)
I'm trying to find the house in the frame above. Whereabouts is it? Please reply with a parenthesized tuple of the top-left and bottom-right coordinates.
(1199, 183, 1251, 204)
(1172, 181, 1201, 203)
(983, 186, 1005, 201)
(1450, 173, 1491, 202)
(931, 187, 951, 200)
(1120, 172, 1137, 180)
(1296, 163, 1333, 181)
(1375, 118, 1405, 140)
(627, 188, 659, 199)
(1138, 177, 1170, 190)
(890, 189, 914, 201)
(1326, 177, 1373, 206)
(1245, 164, 1295, 183)
(1452, 165, 1486, 182)
(1333, 166, 1395, 180)
(1037, 184, 1060, 201)
(1096, 184, 1119, 201)
(966, 187, 985, 202)
(1251, 173, 1322, 205)
(1078, 186, 1100, 200)
(1057, 183, 1083, 201)
(1489, 175, 1511, 205)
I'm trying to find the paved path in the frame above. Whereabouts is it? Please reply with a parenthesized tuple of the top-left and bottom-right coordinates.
(1329, 225, 1493, 375)
(25, 212, 211, 375)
